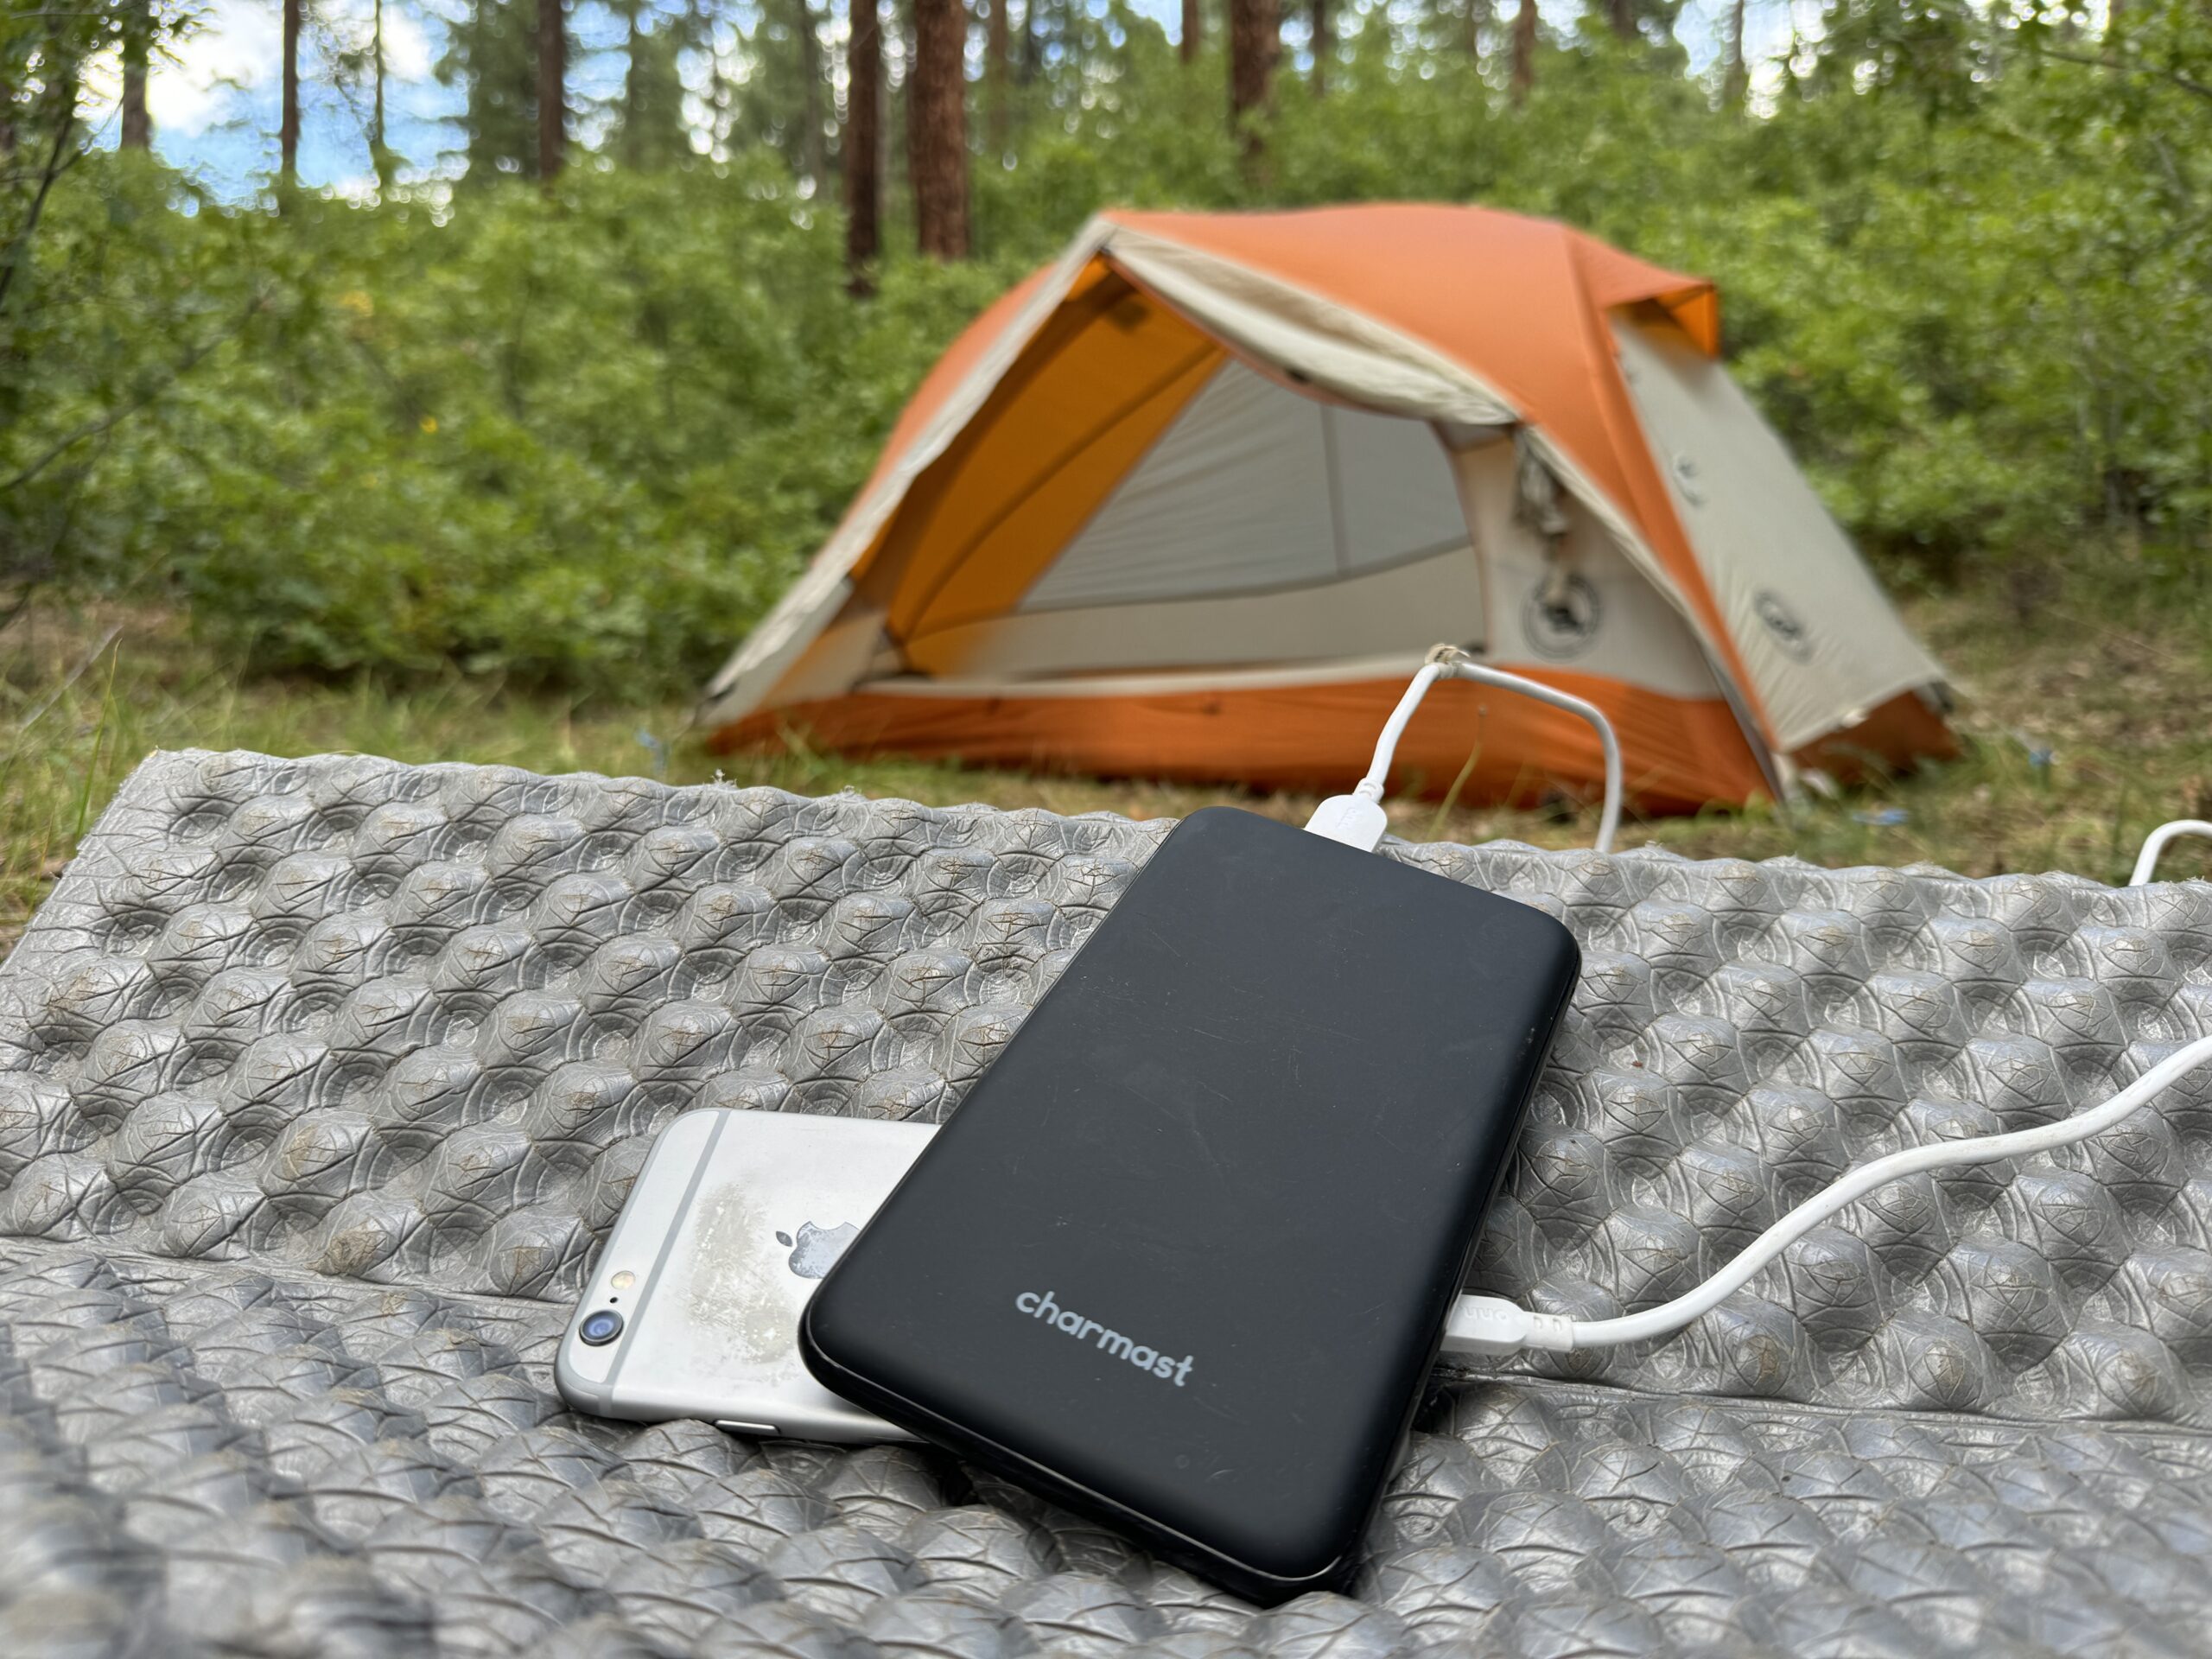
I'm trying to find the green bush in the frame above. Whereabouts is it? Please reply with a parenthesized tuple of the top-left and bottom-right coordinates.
(6, 0, 2211, 699)
(10, 159, 1013, 697)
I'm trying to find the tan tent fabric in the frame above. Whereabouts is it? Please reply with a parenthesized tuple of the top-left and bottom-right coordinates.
(1608, 313, 1948, 751)
(1019, 361, 1473, 613)
(702, 205, 1956, 810)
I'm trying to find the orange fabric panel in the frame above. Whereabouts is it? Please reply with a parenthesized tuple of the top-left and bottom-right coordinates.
(1101, 207, 1694, 516)
(901, 345, 1224, 651)
(1567, 238, 1721, 356)
(1662, 289, 1721, 359)
(839, 258, 1129, 594)
(1792, 690, 1961, 781)
(850, 264, 1057, 522)
(709, 671, 1772, 813)
(873, 273, 1224, 640)
(1099, 207, 1768, 737)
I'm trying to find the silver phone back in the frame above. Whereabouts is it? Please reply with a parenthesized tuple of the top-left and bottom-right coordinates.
(556, 1108, 935, 1441)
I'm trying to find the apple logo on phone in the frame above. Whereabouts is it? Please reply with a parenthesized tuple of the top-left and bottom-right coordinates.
(776, 1222, 857, 1279)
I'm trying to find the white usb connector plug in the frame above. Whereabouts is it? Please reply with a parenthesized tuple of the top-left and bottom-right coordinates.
(1304, 790, 1390, 852)
(1441, 1297, 1578, 1357)
(1305, 646, 1622, 855)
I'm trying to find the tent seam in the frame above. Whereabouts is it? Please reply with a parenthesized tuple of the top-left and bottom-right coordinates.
(1322, 405, 1351, 578)
(1558, 236, 1784, 780)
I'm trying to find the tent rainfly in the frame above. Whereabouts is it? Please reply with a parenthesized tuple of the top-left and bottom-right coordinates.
(700, 205, 1955, 810)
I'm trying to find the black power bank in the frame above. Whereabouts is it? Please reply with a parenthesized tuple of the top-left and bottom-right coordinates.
(800, 808, 1579, 1603)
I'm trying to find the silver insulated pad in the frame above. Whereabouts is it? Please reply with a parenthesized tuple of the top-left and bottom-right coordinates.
(0, 747, 2207, 1656)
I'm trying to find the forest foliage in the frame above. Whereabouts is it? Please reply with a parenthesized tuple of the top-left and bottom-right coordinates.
(5, 0, 2212, 702)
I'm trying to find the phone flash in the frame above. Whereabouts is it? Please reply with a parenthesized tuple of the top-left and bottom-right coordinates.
(609, 1270, 636, 1291)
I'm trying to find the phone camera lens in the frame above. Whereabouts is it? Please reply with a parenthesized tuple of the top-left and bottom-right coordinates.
(579, 1309, 625, 1346)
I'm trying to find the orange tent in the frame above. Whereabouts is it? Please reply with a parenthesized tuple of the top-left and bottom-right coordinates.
(701, 205, 1955, 811)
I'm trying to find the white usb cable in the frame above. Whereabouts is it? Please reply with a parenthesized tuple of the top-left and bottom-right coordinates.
(1306, 646, 1623, 855)
(1322, 658, 2212, 1356)
(2132, 820, 2212, 886)
(1442, 1032, 2212, 1357)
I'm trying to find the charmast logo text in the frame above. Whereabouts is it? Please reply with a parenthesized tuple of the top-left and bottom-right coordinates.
(1015, 1291, 1194, 1385)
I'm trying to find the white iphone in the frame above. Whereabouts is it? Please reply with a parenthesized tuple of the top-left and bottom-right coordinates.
(556, 1108, 936, 1441)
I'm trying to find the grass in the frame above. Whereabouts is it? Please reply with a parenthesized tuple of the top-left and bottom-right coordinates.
(3, 551, 2209, 951)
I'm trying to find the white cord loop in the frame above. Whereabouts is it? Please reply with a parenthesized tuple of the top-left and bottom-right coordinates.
(1446, 1033, 2212, 1356)
(2131, 820, 2212, 886)
(1318, 657, 2212, 1358)
(1309, 646, 1623, 853)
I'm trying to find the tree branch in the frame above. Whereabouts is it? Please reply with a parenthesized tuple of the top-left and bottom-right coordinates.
(0, 143, 90, 191)
(4, 623, 123, 739)
(0, 429, 110, 629)
(0, 98, 78, 322)
(0, 300, 261, 495)
(2021, 39, 2212, 105)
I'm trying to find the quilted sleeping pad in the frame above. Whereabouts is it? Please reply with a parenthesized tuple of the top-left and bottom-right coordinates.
(0, 748, 2209, 1659)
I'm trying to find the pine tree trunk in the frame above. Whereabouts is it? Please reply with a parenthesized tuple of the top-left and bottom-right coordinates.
(1605, 0, 1634, 40)
(280, 0, 302, 189)
(901, 0, 918, 213)
(1510, 0, 1535, 101)
(372, 0, 395, 190)
(1180, 0, 1199, 61)
(797, 0, 828, 188)
(1462, 0, 1489, 58)
(1724, 0, 1747, 106)
(1228, 0, 1278, 130)
(537, 0, 566, 181)
(120, 0, 151, 149)
(1310, 0, 1327, 94)
(846, 0, 882, 292)
(620, 4, 642, 166)
(986, 0, 1009, 151)
(911, 0, 968, 259)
